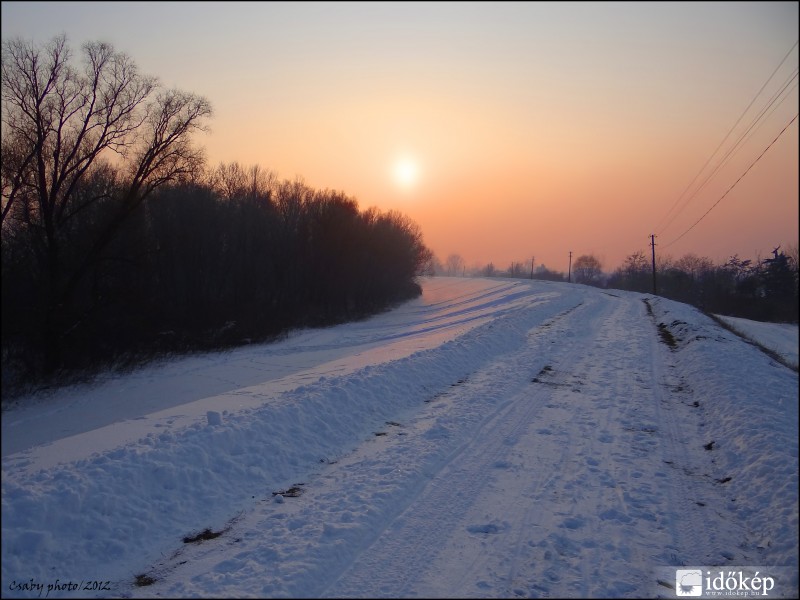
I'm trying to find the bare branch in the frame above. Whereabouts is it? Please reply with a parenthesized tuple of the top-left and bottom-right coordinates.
(1, 34, 212, 358)
(128, 88, 212, 199)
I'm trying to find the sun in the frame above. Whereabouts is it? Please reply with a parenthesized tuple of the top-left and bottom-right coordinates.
(392, 157, 420, 189)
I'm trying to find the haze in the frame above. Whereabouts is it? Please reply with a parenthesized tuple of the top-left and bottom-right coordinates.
(2, 1, 797, 273)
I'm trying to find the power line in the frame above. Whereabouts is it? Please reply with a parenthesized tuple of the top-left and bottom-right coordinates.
(654, 39, 799, 236)
(658, 69, 799, 237)
(722, 71, 798, 167)
(662, 112, 798, 249)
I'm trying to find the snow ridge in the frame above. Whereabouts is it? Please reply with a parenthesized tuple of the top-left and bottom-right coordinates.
(647, 296, 799, 565)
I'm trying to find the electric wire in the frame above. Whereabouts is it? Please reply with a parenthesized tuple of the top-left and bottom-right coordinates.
(662, 112, 798, 249)
(711, 72, 798, 180)
(658, 68, 799, 237)
(654, 39, 799, 235)
(657, 70, 798, 237)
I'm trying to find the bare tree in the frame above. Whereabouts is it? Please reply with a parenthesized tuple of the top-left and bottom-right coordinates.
(1, 34, 212, 371)
(422, 253, 444, 276)
(207, 161, 277, 203)
(674, 254, 714, 280)
(572, 254, 603, 285)
(445, 253, 464, 276)
(623, 250, 648, 275)
(609, 250, 650, 292)
(508, 261, 525, 278)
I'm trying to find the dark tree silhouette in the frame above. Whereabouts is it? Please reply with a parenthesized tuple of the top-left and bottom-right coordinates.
(572, 254, 602, 285)
(2, 34, 212, 372)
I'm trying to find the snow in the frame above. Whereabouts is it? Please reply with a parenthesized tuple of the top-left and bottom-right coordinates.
(714, 314, 799, 370)
(2, 277, 798, 598)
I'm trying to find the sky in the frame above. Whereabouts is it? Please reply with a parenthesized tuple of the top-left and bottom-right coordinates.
(2, 278, 798, 597)
(2, 1, 798, 273)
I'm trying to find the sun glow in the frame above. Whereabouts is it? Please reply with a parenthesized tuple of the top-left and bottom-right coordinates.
(392, 157, 420, 189)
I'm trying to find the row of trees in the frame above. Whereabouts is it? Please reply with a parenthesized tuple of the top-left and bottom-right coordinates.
(432, 247, 798, 323)
(1, 36, 431, 396)
(429, 253, 587, 283)
(608, 247, 798, 323)
(427, 254, 566, 281)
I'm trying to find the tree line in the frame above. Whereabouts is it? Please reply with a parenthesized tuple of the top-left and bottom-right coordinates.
(432, 247, 798, 324)
(608, 247, 798, 323)
(1, 35, 431, 397)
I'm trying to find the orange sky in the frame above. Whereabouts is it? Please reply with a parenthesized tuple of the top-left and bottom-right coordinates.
(3, 1, 798, 273)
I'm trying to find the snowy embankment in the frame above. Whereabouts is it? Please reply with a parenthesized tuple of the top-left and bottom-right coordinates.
(714, 313, 798, 370)
(2, 278, 798, 599)
(646, 297, 798, 562)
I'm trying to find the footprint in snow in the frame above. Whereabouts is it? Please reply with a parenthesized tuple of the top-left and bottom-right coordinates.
(467, 521, 508, 535)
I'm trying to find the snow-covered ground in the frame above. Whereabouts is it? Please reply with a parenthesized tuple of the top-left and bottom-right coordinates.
(2, 277, 798, 598)
(714, 314, 798, 370)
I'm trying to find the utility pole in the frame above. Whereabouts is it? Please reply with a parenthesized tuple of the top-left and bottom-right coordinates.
(568, 251, 572, 283)
(650, 234, 657, 295)
(530, 255, 535, 279)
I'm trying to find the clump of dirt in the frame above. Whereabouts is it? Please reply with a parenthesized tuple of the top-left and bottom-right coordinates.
(532, 365, 553, 382)
(183, 528, 223, 544)
(134, 574, 156, 587)
(657, 323, 678, 349)
(272, 484, 304, 498)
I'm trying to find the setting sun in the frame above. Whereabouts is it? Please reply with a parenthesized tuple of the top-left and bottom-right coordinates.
(2, 1, 796, 277)
(392, 157, 420, 189)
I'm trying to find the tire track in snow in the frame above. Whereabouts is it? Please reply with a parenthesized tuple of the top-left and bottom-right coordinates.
(533, 294, 681, 597)
(501, 295, 756, 598)
(644, 301, 756, 570)
(495, 295, 620, 595)
(646, 305, 712, 568)
(319, 294, 615, 598)
(407, 292, 750, 598)
(451, 293, 670, 598)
